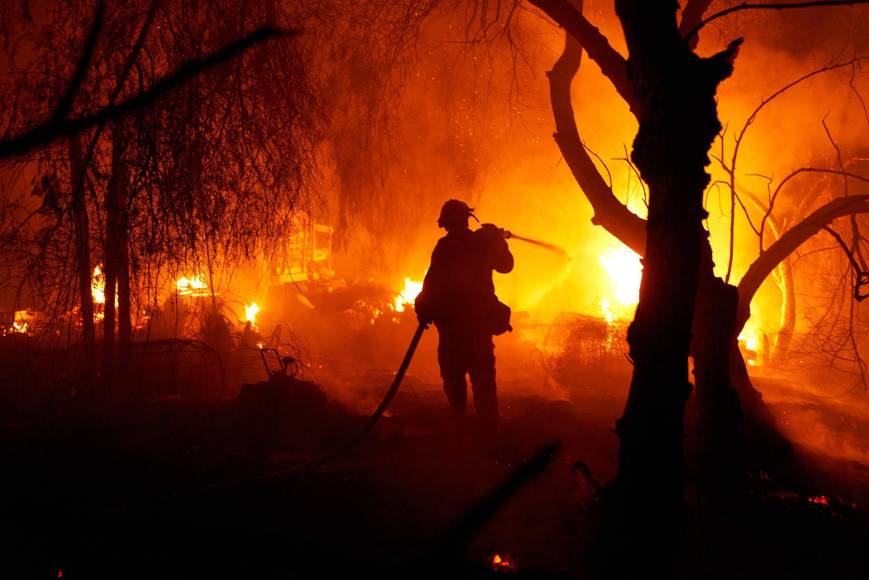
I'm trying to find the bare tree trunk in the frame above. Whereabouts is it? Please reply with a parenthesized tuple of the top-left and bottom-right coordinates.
(103, 250, 116, 391)
(602, 1, 740, 572)
(69, 136, 97, 390)
(103, 121, 130, 398)
(691, 241, 743, 475)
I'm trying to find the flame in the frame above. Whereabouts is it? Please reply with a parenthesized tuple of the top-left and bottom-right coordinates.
(394, 277, 423, 312)
(175, 275, 209, 296)
(599, 246, 641, 320)
(92, 265, 105, 305)
(600, 297, 615, 324)
(491, 553, 517, 572)
(738, 316, 764, 366)
(3, 310, 31, 335)
(244, 302, 261, 325)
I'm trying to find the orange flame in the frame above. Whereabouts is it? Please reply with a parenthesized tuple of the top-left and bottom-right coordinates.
(92, 265, 106, 305)
(598, 246, 641, 321)
(393, 277, 423, 312)
(491, 553, 517, 572)
(175, 275, 209, 296)
(245, 302, 261, 325)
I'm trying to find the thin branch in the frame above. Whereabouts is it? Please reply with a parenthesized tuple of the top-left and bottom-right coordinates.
(728, 57, 865, 244)
(0, 26, 296, 160)
(824, 225, 864, 271)
(679, 0, 715, 49)
(738, 194, 869, 325)
(685, 1, 869, 42)
(762, 167, 869, 240)
(848, 60, 869, 127)
(530, 0, 640, 118)
(823, 118, 869, 271)
(54, 3, 106, 122)
(544, 0, 646, 254)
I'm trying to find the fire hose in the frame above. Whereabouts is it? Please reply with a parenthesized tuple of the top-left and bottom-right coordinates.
(174, 322, 429, 497)
(210, 228, 562, 480)
(504, 231, 571, 258)
(479, 223, 570, 258)
(133, 226, 569, 499)
(292, 321, 427, 470)
(98, 322, 428, 514)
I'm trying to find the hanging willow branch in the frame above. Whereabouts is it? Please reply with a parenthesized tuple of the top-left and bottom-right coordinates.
(0, 25, 295, 159)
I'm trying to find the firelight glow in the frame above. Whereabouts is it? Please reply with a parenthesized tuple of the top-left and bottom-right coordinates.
(394, 277, 423, 312)
(91, 265, 106, 305)
(175, 275, 209, 296)
(245, 302, 261, 325)
(738, 317, 764, 366)
(599, 246, 642, 319)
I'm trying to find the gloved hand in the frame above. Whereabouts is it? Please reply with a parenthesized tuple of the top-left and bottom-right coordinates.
(415, 302, 433, 328)
(479, 223, 507, 239)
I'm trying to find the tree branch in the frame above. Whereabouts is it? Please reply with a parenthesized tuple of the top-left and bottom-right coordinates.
(685, 0, 869, 42)
(545, 0, 646, 254)
(0, 26, 295, 160)
(679, 0, 715, 49)
(54, 2, 106, 122)
(738, 194, 869, 325)
(530, 0, 641, 118)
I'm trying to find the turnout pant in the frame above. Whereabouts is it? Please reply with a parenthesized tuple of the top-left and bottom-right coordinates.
(436, 320, 498, 431)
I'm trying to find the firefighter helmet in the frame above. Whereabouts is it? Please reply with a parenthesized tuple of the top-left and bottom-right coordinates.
(437, 199, 477, 228)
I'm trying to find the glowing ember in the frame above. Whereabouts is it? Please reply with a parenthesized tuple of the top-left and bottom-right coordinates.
(91, 265, 106, 305)
(491, 553, 517, 572)
(244, 302, 261, 325)
(599, 246, 641, 320)
(808, 495, 830, 506)
(175, 275, 209, 296)
(394, 277, 423, 312)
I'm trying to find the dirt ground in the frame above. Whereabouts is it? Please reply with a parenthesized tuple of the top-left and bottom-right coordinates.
(2, 352, 868, 580)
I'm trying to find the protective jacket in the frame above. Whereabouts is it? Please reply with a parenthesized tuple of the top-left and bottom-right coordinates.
(415, 226, 513, 327)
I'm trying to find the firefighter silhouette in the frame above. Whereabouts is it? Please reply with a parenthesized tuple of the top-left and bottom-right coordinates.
(415, 199, 514, 434)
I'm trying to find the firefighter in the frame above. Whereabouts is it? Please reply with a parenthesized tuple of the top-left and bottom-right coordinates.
(414, 199, 514, 435)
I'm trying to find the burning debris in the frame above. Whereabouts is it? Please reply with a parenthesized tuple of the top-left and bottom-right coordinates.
(490, 553, 518, 573)
(175, 275, 210, 297)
